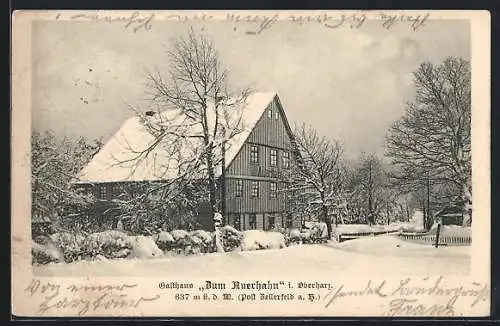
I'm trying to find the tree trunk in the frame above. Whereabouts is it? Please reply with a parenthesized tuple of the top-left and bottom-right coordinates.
(422, 203, 427, 230)
(367, 162, 374, 225)
(461, 183, 472, 227)
(205, 148, 218, 221)
(322, 204, 332, 240)
(214, 228, 224, 253)
(405, 202, 410, 221)
(204, 143, 225, 253)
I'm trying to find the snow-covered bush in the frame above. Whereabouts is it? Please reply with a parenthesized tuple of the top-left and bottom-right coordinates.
(295, 222, 329, 244)
(49, 232, 86, 263)
(190, 230, 214, 253)
(270, 227, 290, 245)
(170, 229, 189, 241)
(240, 230, 286, 251)
(299, 230, 313, 244)
(288, 228, 302, 245)
(162, 229, 207, 256)
(129, 236, 164, 259)
(180, 234, 202, 255)
(81, 230, 133, 259)
(152, 231, 175, 251)
(309, 222, 328, 243)
(220, 225, 243, 252)
(32, 241, 63, 265)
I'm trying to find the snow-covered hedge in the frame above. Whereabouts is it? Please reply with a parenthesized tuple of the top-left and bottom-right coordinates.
(289, 228, 302, 245)
(129, 236, 163, 259)
(240, 230, 286, 251)
(190, 230, 214, 253)
(49, 232, 86, 263)
(287, 223, 328, 245)
(220, 225, 244, 252)
(151, 231, 175, 251)
(170, 229, 190, 241)
(33, 223, 342, 265)
(32, 241, 63, 265)
(152, 229, 215, 255)
(307, 222, 328, 242)
(81, 230, 133, 259)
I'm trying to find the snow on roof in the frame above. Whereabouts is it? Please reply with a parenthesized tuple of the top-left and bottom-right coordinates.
(75, 92, 278, 184)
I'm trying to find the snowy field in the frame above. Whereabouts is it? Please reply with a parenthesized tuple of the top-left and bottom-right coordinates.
(33, 235, 470, 277)
(332, 223, 411, 235)
(331, 211, 427, 235)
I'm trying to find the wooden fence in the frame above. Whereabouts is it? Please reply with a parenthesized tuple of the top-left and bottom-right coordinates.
(336, 230, 400, 243)
(336, 230, 471, 246)
(398, 233, 471, 246)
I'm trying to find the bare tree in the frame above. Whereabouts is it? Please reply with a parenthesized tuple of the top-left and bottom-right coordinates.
(31, 131, 101, 233)
(347, 153, 388, 225)
(119, 29, 251, 248)
(386, 57, 471, 226)
(286, 123, 346, 239)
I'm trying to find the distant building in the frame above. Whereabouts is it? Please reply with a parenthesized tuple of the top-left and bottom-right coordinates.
(433, 195, 468, 226)
(434, 206, 464, 225)
(74, 92, 300, 231)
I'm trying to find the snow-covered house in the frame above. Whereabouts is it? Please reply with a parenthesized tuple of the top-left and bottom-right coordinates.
(74, 92, 300, 231)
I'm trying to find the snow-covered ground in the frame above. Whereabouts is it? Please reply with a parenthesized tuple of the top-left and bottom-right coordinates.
(332, 212, 425, 235)
(332, 223, 402, 235)
(33, 235, 470, 277)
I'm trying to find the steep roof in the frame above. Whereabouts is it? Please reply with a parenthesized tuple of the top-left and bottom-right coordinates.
(75, 92, 279, 184)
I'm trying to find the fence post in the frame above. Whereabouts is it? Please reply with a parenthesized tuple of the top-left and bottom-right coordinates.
(434, 223, 441, 248)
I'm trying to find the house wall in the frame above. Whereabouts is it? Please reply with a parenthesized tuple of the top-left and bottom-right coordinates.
(223, 96, 297, 230)
(226, 97, 293, 177)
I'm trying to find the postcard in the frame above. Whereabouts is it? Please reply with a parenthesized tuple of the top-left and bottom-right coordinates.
(11, 9, 490, 317)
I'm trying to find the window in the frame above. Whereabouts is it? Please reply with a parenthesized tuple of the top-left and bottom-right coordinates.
(282, 151, 290, 169)
(267, 215, 275, 230)
(249, 214, 257, 229)
(270, 149, 277, 166)
(251, 181, 259, 197)
(275, 110, 279, 120)
(269, 182, 277, 199)
(268, 109, 272, 118)
(235, 180, 243, 197)
(99, 185, 107, 199)
(250, 145, 259, 164)
(112, 184, 122, 197)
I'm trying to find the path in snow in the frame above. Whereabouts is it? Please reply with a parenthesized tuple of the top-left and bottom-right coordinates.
(34, 235, 470, 277)
(410, 210, 425, 228)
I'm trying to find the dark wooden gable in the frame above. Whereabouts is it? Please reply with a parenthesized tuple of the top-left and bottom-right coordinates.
(226, 95, 295, 176)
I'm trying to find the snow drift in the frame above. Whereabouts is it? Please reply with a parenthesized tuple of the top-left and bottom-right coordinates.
(240, 230, 286, 251)
(129, 236, 164, 259)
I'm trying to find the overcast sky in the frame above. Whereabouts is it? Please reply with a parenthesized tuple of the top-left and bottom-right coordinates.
(32, 16, 470, 159)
